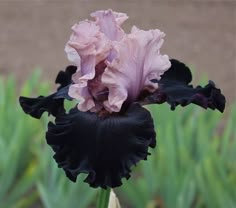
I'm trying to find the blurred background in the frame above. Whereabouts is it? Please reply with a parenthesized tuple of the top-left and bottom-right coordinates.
(1, 0, 235, 102)
(0, 0, 235, 208)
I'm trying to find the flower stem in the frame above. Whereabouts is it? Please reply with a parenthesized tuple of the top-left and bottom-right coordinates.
(96, 188, 111, 208)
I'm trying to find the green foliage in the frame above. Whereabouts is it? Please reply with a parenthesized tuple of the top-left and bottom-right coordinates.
(118, 104, 236, 208)
(0, 71, 235, 208)
(36, 150, 96, 208)
(0, 71, 96, 208)
(0, 71, 47, 208)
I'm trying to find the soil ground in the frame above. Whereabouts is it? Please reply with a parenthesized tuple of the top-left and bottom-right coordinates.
(0, 0, 235, 106)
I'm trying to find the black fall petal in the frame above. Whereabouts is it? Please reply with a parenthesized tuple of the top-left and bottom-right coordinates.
(19, 66, 77, 119)
(145, 59, 226, 112)
(55, 65, 77, 90)
(46, 103, 156, 188)
(19, 95, 65, 119)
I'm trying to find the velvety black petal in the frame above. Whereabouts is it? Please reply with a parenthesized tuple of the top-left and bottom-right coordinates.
(19, 95, 63, 119)
(19, 66, 77, 119)
(144, 59, 226, 112)
(46, 103, 156, 188)
(55, 65, 77, 90)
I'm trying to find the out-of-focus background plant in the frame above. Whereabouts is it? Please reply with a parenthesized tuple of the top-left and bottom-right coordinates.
(0, 71, 235, 208)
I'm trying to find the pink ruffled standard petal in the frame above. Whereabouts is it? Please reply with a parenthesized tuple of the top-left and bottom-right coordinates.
(65, 20, 111, 72)
(69, 61, 108, 112)
(65, 20, 111, 111)
(112, 11, 129, 25)
(91, 9, 127, 41)
(66, 10, 171, 113)
(68, 84, 95, 111)
(102, 26, 171, 112)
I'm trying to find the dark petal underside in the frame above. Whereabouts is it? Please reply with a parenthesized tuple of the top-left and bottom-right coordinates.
(19, 66, 76, 119)
(145, 59, 226, 112)
(46, 103, 156, 188)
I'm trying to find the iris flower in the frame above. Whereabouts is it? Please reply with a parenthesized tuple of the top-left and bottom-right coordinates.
(19, 9, 225, 189)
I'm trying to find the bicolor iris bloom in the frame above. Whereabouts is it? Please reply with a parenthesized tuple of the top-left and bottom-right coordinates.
(19, 9, 226, 189)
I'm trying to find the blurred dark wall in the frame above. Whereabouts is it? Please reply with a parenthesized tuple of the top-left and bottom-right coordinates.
(0, 0, 235, 103)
